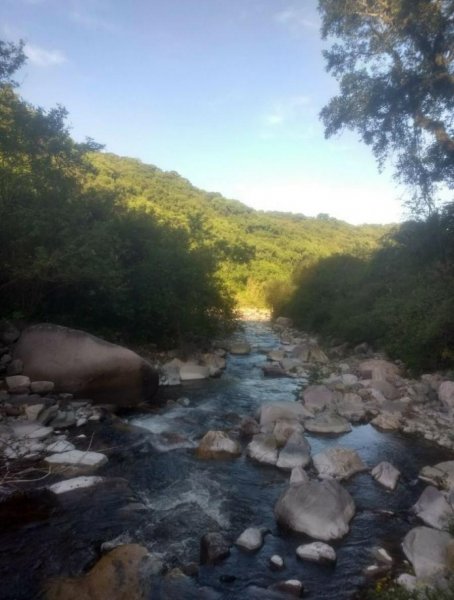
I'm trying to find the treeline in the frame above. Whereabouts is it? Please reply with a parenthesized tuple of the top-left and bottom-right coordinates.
(0, 38, 387, 347)
(275, 207, 454, 372)
(0, 41, 235, 345)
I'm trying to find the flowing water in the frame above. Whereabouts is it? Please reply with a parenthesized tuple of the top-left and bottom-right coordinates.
(1, 319, 452, 599)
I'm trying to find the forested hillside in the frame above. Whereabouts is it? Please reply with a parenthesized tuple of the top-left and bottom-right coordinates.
(86, 152, 388, 306)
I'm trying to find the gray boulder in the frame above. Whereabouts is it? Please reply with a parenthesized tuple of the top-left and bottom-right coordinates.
(412, 486, 454, 530)
(305, 411, 352, 434)
(274, 479, 355, 540)
(313, 447, 367, 480)
(258, 401, 312, 427)
(402, 526, 453, 578)
(296, 541, 336, 563)
(371, 461, 400, 490)
(13, 324, 158, 406)
(302, 385, 334, 413)
(276, 432, 311, 470)
(247, 434, 278, 466)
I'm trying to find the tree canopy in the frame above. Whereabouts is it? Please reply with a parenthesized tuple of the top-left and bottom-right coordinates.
(319, 0, 454, 214)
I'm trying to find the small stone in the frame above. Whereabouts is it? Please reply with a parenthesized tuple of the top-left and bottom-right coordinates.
(269, 555, 284, 570)
(49, 476, 104, 495)
(235, 527, 267, 551)
(268, 579, 304, 597)
(371, 461, 400, 490)
(296, 542, 336, 563)
(46, 440, 76, 453)
(45, 450, 108, 468)
(372, 547, 393, 565)
(200, 532, 230, 565)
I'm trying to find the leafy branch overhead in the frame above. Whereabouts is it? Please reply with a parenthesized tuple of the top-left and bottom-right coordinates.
(319, 0, 454, 214)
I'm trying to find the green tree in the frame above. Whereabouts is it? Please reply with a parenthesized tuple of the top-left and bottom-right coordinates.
(319, 0, 454, 214)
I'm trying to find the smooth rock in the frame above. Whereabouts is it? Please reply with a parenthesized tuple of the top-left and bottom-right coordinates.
(235, 527, 266, 551)
(45, 450, 108, 468)
(5, 375, 30, 394)
(25, 403, 45, 421)
(268, 580, 304, 597)
(30, 381, 55, 394)
(420, 461, 454, 489)
(49, 476, 104, 495)
(274, 479, 355, 540)
(296, 541, 336, 563)
(412, 486, 454, 530)
(305, 412, 352, 434)
(200, 532, 230, 565)
(10, 421, 53, 440)
(239, 416, 260, 438)
(402, 526, 453, 578)
(272, 419, 304, 445)
(371, 461, 400, 490)
(290, 466, 309, 485)
(180, 363, 210, 381)
(371, 412, 401, 431)
(13, 324, 158, 407)
(247, 434, 278, 466)
(276, 432, 311, 470)
(302, 385, 335, 413)
(196, 431, 241, 459)
(258, 402, 312, 426)
(439, 381, 454, 410)
(46, 440, 76, 453)
(269, 555, 284, 570)
(372, 547, 393, 565)
(313, 447, 367, 480)
(45, 544, 153, 600)
(335, 393, 366, 422)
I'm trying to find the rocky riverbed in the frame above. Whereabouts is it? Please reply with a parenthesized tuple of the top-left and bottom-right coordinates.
(1, 315, 454, 599)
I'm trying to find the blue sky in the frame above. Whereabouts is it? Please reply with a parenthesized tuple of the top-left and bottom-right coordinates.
(2, 0, 406, 224)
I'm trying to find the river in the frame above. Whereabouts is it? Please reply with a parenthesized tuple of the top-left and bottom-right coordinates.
(1, 319, 451, 599)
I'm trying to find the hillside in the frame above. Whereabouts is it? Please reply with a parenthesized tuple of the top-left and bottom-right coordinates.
(87, 153, 390, 305)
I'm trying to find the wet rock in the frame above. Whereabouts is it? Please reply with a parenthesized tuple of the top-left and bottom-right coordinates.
(276, 432, 311, 470)
(48, 476, 104, 495)
(229, 341, 251, 355)
(412, 486, 454, 530)
(304, 412, 352, 434)
(269, 555, 284, 570)
(272, 419, 304, 445)
(290, 466, 309, 485)
(50, 410, 77, 428)
(247, 434, 278, 466)
(46, 440, 76, 453)
(402, 526, 453, 578)
(200, 532, 230, 565)
(371, 461, 400, 490)
(313, 447, 367, 480)
(45, 544, 153, 600)
(45, 449, 108, 469)
(5, 375, 30, 394)
(196, 431, 241, 459)
(239, 416, 260, 438)
(180, 363, 210, 381)
(302, 385, 335, 413)
(10, 421, 53, 440)
(235, 527, 267, 551)
(268, 579, 304, 597)
(258, 402, 313, 427)
(371, 412, 401, 431)
(13, 323, 158, 407)
(335, 393, 366, 422)
(274, 479, 355, 540)
(296, 541, 336, 563)
(30, 381, 55, 394)
(372, 547, 393, 565)
(419, 461, 454, 489)
(439, 381, 454, 410)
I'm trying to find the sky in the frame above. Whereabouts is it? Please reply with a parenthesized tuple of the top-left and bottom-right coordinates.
(1, 0, 407, 225)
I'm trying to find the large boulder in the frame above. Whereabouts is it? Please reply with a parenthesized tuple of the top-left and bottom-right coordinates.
(304, 412, 352, 434)
(302, 385, 335, 413)
(45, 544, 156, 600)
(412, 486, 454, 530)
(402, 526, 453, 579)
(258, 401, 312, 427)
(371, 461, 400, 491)
(313, 447, 367, 480)
(13, 324, 158, 406)
(276, 432, 311, 470)
(274, 479, 355, 540)
(419, 461, 454, 489)
(196, 431, 241, 459)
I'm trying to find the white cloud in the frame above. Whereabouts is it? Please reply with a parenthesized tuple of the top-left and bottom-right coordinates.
(264, 95, 311, 127)
(275, 7, 319, 32)
(25, 43, 67, 67)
